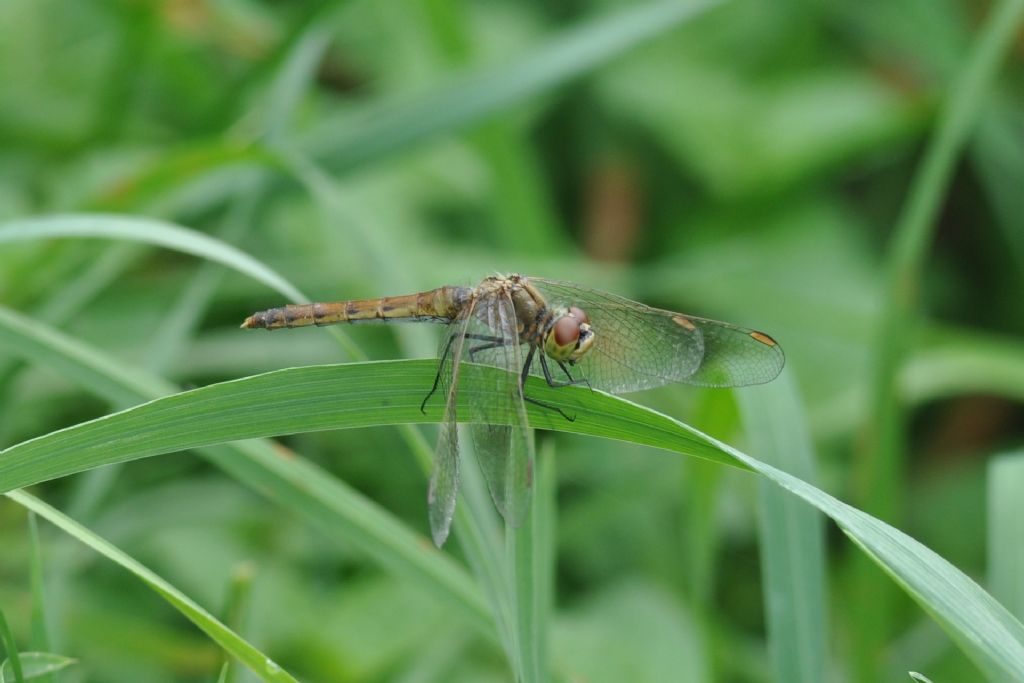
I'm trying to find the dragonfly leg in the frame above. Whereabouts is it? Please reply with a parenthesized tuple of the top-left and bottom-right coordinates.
(518, 345, 537, 388)
(466, 335, 507, 362)
(539, 353, 590, 389)
(557, 359, 593, 391)
(523, 395, 576, 422)
(519, 346, 576, 422)
(420, 333, 507, 413)
(421, 334, 456, 413)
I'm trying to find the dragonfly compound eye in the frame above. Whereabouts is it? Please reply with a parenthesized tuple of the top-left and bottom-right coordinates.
(546, 314, 596, 363)
(553, 316, 581, 346)
(545, 315, 582, 361)
(568, 306, 589, 324)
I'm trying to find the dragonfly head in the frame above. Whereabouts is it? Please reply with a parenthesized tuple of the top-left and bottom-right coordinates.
(544, 306, 594, 363)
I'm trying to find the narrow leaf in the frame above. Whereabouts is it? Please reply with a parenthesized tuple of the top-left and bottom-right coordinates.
(738, 372, 828, 683)
(0, 610, 24, 683)
(1, 360, 1022, 678)
(0, 215, 303, 303)
(988, 451, 1024, 621)
(7, 491, 298, 683)
(0, 304, 492, 641)
(0, 653, 74, 682)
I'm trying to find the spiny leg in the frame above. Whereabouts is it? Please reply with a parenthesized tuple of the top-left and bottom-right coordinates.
(466, 335, 508, 362)
(518, 345, 537, 389)
(421, 333, 455, 414)
(556, 358, 593, 391)
(538, 353, 590, 388)
(421, 332, 506, 413)
(523, 395, 576, 422)
(519, 345, 576, 422)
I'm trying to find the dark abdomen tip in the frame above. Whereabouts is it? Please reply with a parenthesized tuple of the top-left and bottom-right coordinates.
(241, 311, 269, 329)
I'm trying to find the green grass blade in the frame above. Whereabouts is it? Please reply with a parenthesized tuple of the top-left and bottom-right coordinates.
(452, 440, 520, 665)
(257, 13, 338, 142)
(861, 0, 1024, 524)
(0, 305, 493, 641)
(25, 514, 53, 683)
(23, 242, 142, 326)
(0, 215, 304, 303)
(0, 360, 741, 491)
(737, 372, 828, 683)
(0, 243, 141, 446)
(142, 196, 259, 374)
(0, 212, 368, 363)
(218, 562, 256, 683)
(972, 104, 1024, 278)
(506, 439, 554, 683)
(988, 451, 1024, 623)
(0, 653, 75, 682)
(855, 2, 1024, 673)
(904, 329, 1024, 404)
(301, 0, 723, 172)
(0, 303, 163, 406)
(6, 491, 297, 683)
(3, 359, 1022, 678)
(534, 443, 556, 681)
(734, 461, 1024, 682)
(0, 609, 25, 683)
(682, 390, 735, 610)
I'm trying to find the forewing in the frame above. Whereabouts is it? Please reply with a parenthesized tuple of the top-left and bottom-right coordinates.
(463, 290, 534, 528)
(427, 303, 474, 547)
(530, 278, 783, 391)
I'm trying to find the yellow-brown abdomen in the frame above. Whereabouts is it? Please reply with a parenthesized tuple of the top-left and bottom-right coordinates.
(240, 286, 471, 330)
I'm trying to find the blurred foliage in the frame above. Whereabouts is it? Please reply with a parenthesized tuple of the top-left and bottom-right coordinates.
(1, 0, 1023, 681)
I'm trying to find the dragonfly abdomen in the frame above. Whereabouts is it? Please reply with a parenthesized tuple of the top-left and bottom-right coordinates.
(241, 286, 471, 330)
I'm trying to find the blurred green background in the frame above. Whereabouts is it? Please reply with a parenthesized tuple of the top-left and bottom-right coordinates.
(1, 0, 1023, 681)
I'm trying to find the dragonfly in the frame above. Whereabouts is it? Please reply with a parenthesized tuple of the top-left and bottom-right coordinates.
(241, 274, 784, 546)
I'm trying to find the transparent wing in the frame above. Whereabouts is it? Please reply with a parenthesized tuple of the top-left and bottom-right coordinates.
(427, 302, 475, 547)
(529, 277, 784, 392)
(461, 290, 534, 528)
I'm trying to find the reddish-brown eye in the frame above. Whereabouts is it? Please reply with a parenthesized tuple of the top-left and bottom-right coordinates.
(568, 306, 589, 324)
(553, 316, 581, 346)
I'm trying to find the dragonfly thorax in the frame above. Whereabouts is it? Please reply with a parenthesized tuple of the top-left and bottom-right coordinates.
(543, 306, 594, 363)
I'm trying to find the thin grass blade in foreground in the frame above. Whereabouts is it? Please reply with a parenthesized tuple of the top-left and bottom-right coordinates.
(25, 514, 54, 683)
(988, 450, 1024, 623)
(0, 609, 24, 683)
(2, 361, 1024, 679)
(737, 372, 828, 683)
(0, 653, 75, 682)
(6, 491, 298, 683)
(506, 440, 556, 683)
(217, 561, 256, 683)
